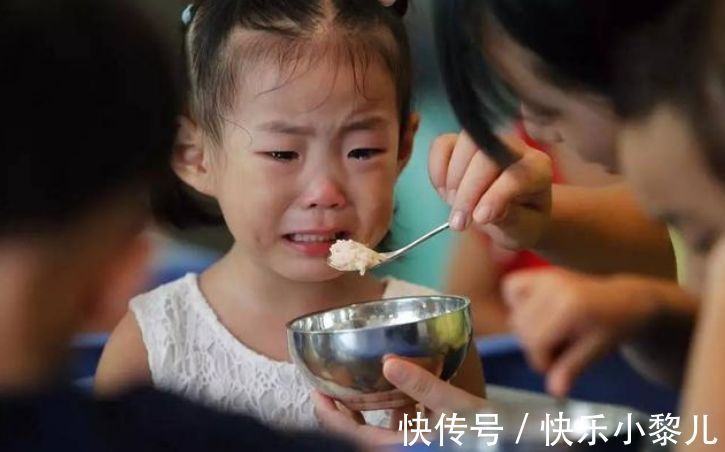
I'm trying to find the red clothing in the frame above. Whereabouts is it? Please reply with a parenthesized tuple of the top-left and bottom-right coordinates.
(499, 246, 550, 275)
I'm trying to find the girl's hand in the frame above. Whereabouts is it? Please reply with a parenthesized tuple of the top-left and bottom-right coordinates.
(332, 388, 416, 412)
(313, 392, 401, 447)
(504, 268, 684, 397)
(428, 131, 552, 250)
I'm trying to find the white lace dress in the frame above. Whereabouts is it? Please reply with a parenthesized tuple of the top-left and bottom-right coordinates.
(130, 273, 439, 431)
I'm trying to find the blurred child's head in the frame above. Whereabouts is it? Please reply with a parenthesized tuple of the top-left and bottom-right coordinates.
(435, 0, 678, 169)
(0, 0, 177, 381)
(163, 0, 415, 282)
(614, 0, 725, 290)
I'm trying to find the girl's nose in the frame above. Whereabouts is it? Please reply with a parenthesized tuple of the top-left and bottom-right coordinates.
(302, 174, 347, 210)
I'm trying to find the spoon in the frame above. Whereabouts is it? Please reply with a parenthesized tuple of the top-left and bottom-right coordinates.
(328, 222, 450, 274)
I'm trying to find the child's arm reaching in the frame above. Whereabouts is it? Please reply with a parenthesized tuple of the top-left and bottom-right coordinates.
(94, 312, 152, 396)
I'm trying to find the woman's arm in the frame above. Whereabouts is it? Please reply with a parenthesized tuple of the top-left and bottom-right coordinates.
(679, 240, 725, 451)
(536, 183, 676, 279)
(446, 230, 509, 335)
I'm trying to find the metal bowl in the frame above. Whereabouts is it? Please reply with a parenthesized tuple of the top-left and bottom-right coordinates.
(287, 295, 472, 401)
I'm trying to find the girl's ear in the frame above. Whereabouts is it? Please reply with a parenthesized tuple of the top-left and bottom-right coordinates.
(397, 112, 420, 175)
(172, 115, 216, 196)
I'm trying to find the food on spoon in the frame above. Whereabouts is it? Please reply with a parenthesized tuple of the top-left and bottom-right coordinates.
(327, 239, 384, 275)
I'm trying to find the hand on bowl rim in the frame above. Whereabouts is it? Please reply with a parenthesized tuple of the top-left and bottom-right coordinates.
(312, 356, 487, 447)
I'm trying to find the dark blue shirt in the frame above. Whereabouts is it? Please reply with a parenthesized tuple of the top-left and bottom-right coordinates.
(0, 385, 356, 452)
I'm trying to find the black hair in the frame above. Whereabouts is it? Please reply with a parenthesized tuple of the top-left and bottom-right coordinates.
(154, 0, 411, 229)
(615, 0, 708, 120)
(434, 0, 680, 168)
(0, 0, 179, 235)
(615, 0, 725, 182)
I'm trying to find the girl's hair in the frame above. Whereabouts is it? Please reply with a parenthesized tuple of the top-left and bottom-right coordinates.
(154, 0, 411, 229)
(433, 0, 680, 168)
(1, 0, 178, 235)
(614, 0, 725, 182)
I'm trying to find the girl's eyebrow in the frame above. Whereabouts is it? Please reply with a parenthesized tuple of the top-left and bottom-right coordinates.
(341, 116, 388, 133)
(256, 116, 390, 136)
(257, 120, 315, 136)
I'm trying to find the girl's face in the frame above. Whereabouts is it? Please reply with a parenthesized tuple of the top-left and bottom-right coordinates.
(619, 105, 725, 292)
(484, 27, 620, 170)
(178, 56, 414, 282)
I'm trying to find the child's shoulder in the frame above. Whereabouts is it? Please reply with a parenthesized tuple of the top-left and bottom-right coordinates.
(127, 274, 208, 358)
(382, 277, 440, 298)
(129, 273, 202, 314)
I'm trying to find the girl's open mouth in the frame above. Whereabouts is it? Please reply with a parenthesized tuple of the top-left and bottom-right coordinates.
(282, 231, 351, 257)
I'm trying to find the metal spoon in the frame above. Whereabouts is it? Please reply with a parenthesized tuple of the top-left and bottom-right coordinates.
(328, 222, 450, 273)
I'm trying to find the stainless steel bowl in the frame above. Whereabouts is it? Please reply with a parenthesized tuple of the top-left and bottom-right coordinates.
(287, 295, 472, 400)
